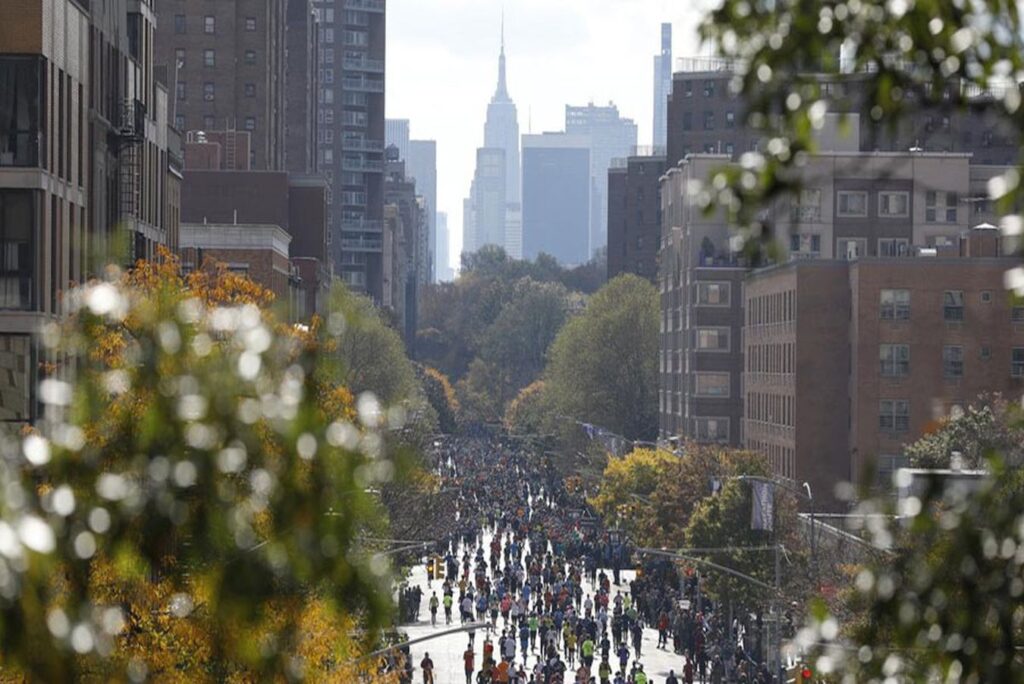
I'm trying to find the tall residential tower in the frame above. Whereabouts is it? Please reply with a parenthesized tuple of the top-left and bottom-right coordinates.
(652, 23, 672, 149)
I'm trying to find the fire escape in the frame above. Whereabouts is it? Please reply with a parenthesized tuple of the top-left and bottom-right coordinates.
(115, 98, 145, 262)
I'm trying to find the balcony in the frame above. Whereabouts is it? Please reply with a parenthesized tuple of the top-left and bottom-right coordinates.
(342, 57, 385, 74)
(344, 0, 384, 12)
(342, 137, 384, 153)
(341, 236, 383, 252)
(342, 157, 384, 173)
(342, 77, 384, 93)
(341, 218, 383, 232)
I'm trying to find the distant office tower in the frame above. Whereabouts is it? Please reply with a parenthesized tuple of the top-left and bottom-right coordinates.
(464, 20, 521, 259)
(436, 212, 454, 281)
(470, 148, 508, 252)
(386, 119, 411, 163)
(522, 133, 591, 266)
(285, 0, 320, 175)
(407, 140, 438, 282)
(312, 0, 386, 299)
(155, 0, 288, 171)
(565, 103, 638, 256)
(653, 23, 672, 149)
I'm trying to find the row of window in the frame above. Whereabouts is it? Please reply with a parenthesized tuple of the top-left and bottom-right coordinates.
(173, 15, 258, 34)
(173, 113, 256, 132)
(747, 392, 794, 427)
(176, 81, 257, 101)
(680, 110, 737, 132)
(747, 342, 795, 374)
(793, 189, 960, 224)
(881, 288, 1022, 322)
(880, 344, 1024, 378)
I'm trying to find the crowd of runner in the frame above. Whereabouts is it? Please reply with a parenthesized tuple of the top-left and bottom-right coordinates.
(399, 435, 782, 684)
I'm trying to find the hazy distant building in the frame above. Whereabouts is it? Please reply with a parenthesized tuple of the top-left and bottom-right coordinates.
(468, 148, 508, 253)
(386, 119, 411, 164)
(436, 212, 454, 281)
(565, 103, 638, 256)
(464, 23, 521, 260)
(522, 133, 591, 265)
(652, 23, 672, 148)
(408, 140, 437, 282)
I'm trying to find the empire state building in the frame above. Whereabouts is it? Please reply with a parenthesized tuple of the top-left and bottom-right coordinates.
(463, 24, 522, 259)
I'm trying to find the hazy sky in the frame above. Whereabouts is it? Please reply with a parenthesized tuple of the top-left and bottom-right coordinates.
(385, 0, 712, 268)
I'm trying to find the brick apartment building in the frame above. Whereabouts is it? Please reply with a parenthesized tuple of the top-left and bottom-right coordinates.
(744, 231, 1024, 508)
(0, 0, 178, 425)
(658, 149, 1011, 453)
(607, 152, 667, 282)
(154, 0, 287, 171)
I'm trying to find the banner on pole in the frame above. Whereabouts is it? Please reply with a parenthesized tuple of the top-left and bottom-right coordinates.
(751, 481, 775, 531)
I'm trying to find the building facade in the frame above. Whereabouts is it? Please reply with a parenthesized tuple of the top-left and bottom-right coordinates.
(565, 103, 638, 256)
(313, 0, 386, 299)
(522, 133, 591, 266)
(154, 0, 287, 171)
(1, 0, 177, 425)
(285, 0, 320, 175)
(744, 241, 1024, 509)
(467, 147, 506, 255)
(607, 153, 667, 282)
(407, 139, 436, 282)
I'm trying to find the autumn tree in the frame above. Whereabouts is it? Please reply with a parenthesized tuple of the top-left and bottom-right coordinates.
(0, 255, 398, 681)
(504, 381, 549, 436)
(905, 394, 1024, 469)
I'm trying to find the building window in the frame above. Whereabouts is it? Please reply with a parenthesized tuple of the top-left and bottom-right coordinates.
(980, 290, 992, 303)
(879, 344, 910, 377)
(244, 83, 256, 97)
(837, 191, 868, 217)
(682, 112, 692, 131)
(944, 290, 964, 321)
(704, 79, 715, 97)
(174, 114, 185, 130)
(245, 50, 256, 65)
(1013, 306, 1024, 323)
(0, 190, 35, 310)
(790, 233, 821, 254)
(695, 373, 730, 398)
(202, 115, 215, 130)
(176, 81, 186, 101)
(203, 16, 215, 34)
(684, 81, 693, 97)
(880, 400, 910, 433)
(695, 282, 731, 306)
(324, 48, 334, 64)
(878, 238, 910, 257)
(943, 346, 964, 378)
(926, 190, 958, 223)
(877, 454, 910, 486)
(725, 142, 735, 156)
(879, 191, 910, 218)
(703, 111, 714, 130)
(244, 117, 255, 131)
(695, 418, 729, 443)
(838, 238, 866, 260)
(245, 17, 256, 31)
(174, 15, 186, 34)
(174, 48, 185, 67)
(0, 57, 43, 168)
(203, 49, 215, 67)
(725, 111, 735, 128)
(696, 328, 730, 352)
(880, 289, 910, 320)
(791, 189, 821, 222)
(1013, 348, 1024, 377)
(203, 82, 215, 101)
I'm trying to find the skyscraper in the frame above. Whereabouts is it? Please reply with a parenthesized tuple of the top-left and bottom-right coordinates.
(313, 0, 386, 300)
(463, 18, 521, 259)
(522, 133, 591, 266)
(652, 23, 672, 149)
(436, 211, 454, 281)
(565, 103, 637, 256)
(407, 140, 437, 282)
(470, 148, 508, 251)
(386, 118, 411, 163)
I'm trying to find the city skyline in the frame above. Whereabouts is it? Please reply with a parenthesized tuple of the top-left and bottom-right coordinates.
(386, 0, 700, 269)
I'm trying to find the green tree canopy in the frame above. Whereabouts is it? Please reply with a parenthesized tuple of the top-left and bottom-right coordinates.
(905, 395, 1024, 470)
(544, 274, 659, 442)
